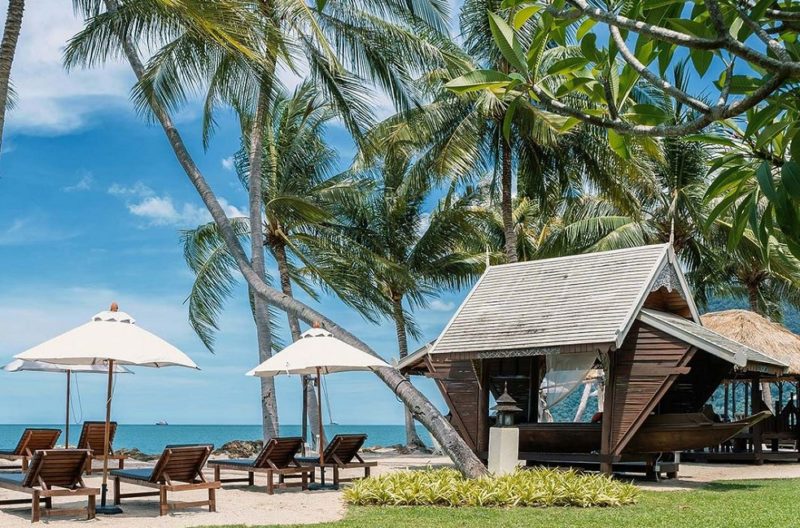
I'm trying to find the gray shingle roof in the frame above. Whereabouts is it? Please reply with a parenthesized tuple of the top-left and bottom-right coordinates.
(638, 309, 786, 370)
(431, 244, 671, 356)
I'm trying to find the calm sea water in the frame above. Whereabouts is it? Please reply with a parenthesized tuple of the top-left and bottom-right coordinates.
(0, 424, 431, 454)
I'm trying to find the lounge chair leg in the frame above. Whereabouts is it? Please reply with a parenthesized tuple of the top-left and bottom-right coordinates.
(302, 471, 308, 491)
(113, 476, 121, 505)
(320, 468, 325, 485)
(365, 466, 370, 479)
(119, 458, 125, 470)
(22, 458, 29, 472)
(159, 486, 168, 516)
(214, 465, 221, 482)
(333, 467, 339, 487)
(208, 487, 216, 513)
(31, 490, 40, 523)
(248, 471, 254, 486)
(267, 470, 274, 495)
(88, 494, 96, 520)
(44, 497, 52, 509)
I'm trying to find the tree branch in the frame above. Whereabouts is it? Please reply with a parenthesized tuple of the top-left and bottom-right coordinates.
(733, 2, 792, 61)
(609, 26, 711, 114)
(704, 0, 728, 37)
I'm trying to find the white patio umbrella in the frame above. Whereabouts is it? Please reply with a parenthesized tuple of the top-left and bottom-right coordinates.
(3, 359, 132, 447)
(247, 326, 389, 464)
(15, 303, 197, 514)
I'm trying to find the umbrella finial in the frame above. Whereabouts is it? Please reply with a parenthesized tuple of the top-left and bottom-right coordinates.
(110, 302, 119, 312)
(312, 321, 321, 329)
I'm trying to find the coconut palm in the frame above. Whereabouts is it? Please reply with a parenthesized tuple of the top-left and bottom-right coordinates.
(0, 0, 23, 153)
(309, 150, 487, 447)
(182, 83, 379, 444)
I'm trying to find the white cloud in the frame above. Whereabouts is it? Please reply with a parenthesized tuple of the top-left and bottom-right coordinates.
(221, 156, 235, 171)
(428, 299, 455, 312)
(63, 171, 93, 192)
(0, 213, 78, 245)
(2, 2, 135, 134)
(109, 180, 245, 227)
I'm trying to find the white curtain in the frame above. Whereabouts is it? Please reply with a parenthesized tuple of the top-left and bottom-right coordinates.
(540, 352, 598, 415)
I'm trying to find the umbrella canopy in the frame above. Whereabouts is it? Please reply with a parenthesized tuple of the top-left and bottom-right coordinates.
(15, 309, 197, 368)
(247, 327, 389, 377)
(4, 359, 133, 374)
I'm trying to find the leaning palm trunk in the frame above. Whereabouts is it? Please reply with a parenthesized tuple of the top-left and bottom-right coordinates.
(274, 240, 323, 448)
(500, 140, 517, 263)
(102, 0, 487, 478)
(0, 0, 24, 154)
(392, 296, 425, 448)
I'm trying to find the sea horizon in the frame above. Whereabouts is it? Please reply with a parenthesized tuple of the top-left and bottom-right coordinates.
(0, 423, 432, 454)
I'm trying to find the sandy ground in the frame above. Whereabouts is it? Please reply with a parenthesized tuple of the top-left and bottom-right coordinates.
(2, 452, 800, 526)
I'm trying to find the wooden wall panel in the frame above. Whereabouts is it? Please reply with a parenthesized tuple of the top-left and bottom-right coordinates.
(426, 356, 483, 452)
(607, 322, 694, 455)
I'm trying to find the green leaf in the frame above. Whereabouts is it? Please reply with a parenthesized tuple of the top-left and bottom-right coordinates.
(488, 11, 528, 76)
(728, 194, 756, 250)
(576, 18, 596, 40)
(580, 33, 601, 63)
(667, 18, 713, 38)
(690, 49, 713, 77)
(756, 161, 778, 201)
(782, 161, 800, 199)
(755, 121, 788, 150)
(445, 70, 512, 93)
(547, 57, 589, 76)
(608, 129, 629, 159)
(502, 97, 519, 142)
(513, 5, 541, 29)
(627, 103, 669, 125)
(791, 135, 800, 163)
(745, 105, 780, 137)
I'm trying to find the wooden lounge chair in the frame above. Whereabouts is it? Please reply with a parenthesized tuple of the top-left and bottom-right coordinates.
(208, 437, 313, 494)
(111, 444, 220, 516)
(76, 421, 126, 474)
(0, 429, 61, 471)
(297, 434, 376, 486)
(0, 449, 98, 523)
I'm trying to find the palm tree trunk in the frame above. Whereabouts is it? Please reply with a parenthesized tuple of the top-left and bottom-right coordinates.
(0, 0, 24, 154)
(248, 81, 281, 441)
(747, 283, 761, 315)
(392, 295, 425, 448)
(274, 239, 323, 448)
(501, 140, 517, 263)
(103, 0, 487, 478)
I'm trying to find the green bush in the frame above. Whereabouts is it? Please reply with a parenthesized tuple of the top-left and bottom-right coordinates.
(343, 467, 639, 508)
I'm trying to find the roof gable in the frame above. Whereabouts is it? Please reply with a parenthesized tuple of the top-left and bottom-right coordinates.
(431, 244, 672, 356)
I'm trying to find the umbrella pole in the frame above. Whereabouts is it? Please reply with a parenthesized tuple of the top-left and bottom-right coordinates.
(65, 371, 71, 449)
(301, 376, 309, 455)
(98, 360, 122, 514)
(318, 367, 325, 465)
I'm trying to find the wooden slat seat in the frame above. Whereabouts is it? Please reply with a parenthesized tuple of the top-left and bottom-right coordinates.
(0, 429, 61, 471)
(111, 444, 220, 516)
(208, 437, 312, 494)
(76, 421, 126, 474)
(297, 434, 376, 486)
(0, 449, 98, 522)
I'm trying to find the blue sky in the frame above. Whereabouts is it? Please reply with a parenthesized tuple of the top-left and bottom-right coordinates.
(0, 1, 465, 426)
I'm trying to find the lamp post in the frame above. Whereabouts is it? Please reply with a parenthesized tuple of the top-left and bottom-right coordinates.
(488, 383, 521, 475)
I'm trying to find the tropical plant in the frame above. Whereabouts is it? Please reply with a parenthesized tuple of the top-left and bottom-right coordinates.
(446, 1, 800, 253)
(343, 467, 639, 507)
(0, 0, 24, 154)
(308, 150, 487, 446)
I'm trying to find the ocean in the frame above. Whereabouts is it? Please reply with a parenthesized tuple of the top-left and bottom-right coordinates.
(0, 424, 432, 454)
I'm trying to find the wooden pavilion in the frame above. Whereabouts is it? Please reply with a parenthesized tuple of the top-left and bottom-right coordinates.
(682, 309, 800, 464)
(400, 245, 784, 478)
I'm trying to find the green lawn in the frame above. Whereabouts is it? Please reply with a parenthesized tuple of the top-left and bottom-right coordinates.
(200, 478, 799, 528)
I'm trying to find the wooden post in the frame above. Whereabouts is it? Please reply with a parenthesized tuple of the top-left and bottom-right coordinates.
(102, 362, 113, 502)
(600, 351, 614, 475)
(751, 376, 764, 463)
(65, 370, 71, 449)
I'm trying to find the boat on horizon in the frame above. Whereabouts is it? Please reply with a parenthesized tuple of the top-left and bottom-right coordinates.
(155, 419, 168, 426)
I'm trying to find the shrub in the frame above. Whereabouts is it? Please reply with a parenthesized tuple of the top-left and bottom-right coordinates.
(343, 467, 638, 508)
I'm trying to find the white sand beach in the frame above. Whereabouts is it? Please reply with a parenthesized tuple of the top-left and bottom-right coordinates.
(2, 452, 800, 527)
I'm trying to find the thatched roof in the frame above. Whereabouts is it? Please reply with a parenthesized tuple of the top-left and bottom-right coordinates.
(701, 310, 800, 375)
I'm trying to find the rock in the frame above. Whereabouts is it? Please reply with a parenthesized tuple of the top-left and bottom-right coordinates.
(116, 448, 159, 462)
(214, 440, 264, 458)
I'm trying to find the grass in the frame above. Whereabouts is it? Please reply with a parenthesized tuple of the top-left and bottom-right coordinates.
(199, 478, 800, 528)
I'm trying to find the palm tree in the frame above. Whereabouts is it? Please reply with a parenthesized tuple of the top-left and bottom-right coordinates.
(0, 0, 25, 153)
(310, 151, 487, 447)
(63, 0, 490, 477)
(182, 83, 378, 444)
